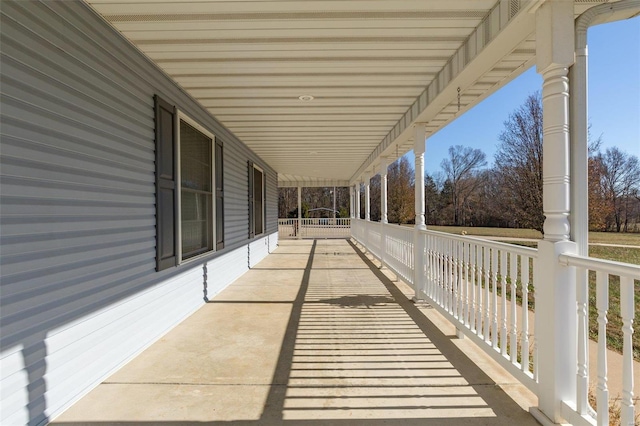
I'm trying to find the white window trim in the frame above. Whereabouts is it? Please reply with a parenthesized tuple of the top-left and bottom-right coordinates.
(176, 110, 216, 264)
(253, 163, 266, 237)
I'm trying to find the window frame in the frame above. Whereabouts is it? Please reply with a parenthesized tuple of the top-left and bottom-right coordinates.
(249, 162, 267, 238)
(176, 110, 217, 264)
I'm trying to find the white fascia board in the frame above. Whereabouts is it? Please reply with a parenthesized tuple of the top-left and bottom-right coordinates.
(350, 0, 537, 185)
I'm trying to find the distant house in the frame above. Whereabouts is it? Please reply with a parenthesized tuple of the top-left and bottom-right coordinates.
(307, 207, 340, 218)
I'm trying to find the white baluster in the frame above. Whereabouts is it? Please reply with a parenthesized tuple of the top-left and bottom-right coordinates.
(484, 247, 491, 342)
(522, 257, 530, 374)
(439, 239, 444, 305)
(509, 252, 518, 364)
(463, 242, 469, 326)
(620, 276, 634, 426)
(596, 270, 609, 426)
(459, 241, 464, 321)
(428, 235, 434, 298)
(452, 240, 458, 317)
(470, 243, 476, 331)
(576, 266, 589, 415)
(492, 248, 499, 349)
(500, 250, 507, 356)
(445, 239, 450, 311)
(476, 244, 482, 336)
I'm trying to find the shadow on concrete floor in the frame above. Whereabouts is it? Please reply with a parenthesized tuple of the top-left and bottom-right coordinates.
(54, 239, 537, 425)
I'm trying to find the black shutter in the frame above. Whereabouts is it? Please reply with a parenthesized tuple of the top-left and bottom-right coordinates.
(248, 161, 255, 239)
(215, 140, 224, 250)
(155, 95, 178, 271)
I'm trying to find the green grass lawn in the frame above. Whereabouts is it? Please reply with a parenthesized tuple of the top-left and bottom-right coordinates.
(426, 225, 640, 247)
(426, 225, 542, 239)
(589, 232, 640, 246)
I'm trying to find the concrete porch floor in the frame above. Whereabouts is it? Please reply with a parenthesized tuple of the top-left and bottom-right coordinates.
(54, 239, 539, 425)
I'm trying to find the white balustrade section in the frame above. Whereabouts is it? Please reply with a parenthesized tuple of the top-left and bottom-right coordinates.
(558, 253, 639, 426)
(353, 224, 539, 391)
(350, 223, 638, 425)
(351, 219, 383, 261)
(382, 224, 414, 286)
(368, 223, 383, 260)
(420, 230, 538, 391)
(278, 218, 351, 239)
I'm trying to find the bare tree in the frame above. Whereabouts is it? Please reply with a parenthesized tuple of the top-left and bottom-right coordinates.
(369, 175, 381, 221)
(440, 145, 487, 226)
(278, 187, 297, 218)
(598, 147, 640, 232)
(494, 92, 544, 232)
(424, 173, 440, 225)
(388, 157, 415, 224)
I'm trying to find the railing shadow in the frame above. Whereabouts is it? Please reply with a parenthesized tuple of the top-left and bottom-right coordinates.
(54, 238, 536, 425)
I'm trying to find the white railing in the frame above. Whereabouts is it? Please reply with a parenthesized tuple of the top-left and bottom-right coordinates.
(558, 253, 639, 426)
(352, 220, 414, 285)
(351, 219, 381, 257)
(353, 222, 538, 389)
(383, 224, 414, 285)
(419, 231, 539, 391)
(278, 218, 351, 239)
(351, 221, 640, 425)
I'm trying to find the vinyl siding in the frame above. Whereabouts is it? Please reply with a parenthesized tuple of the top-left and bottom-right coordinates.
(0, 1, 277, 424)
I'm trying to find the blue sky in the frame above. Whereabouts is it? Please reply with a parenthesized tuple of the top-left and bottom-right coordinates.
(410, 16, 639, 175)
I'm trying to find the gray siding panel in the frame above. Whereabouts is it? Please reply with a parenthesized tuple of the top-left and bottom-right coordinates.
(0, 1, 278, 424)
(265, 168, 279, 234)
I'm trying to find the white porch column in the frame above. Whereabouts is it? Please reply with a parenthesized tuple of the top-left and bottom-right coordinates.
(381, 158, 389, 224)
(533, 1, 578, 423)
(380, 158, 389, 269)
(364, 173, 371, 221)
(349, 185, 354, 219)
(414, 126, 426, 231)
(570, 16, 591, 416)
(297, 185, 302, 239)
(413, 124, 426, 301)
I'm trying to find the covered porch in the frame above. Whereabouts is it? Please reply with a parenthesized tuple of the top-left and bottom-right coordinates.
(54, 239, 538, 425)
(7, 0, 636, 424)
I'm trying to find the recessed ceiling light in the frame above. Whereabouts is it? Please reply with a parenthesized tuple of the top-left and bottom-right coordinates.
(298, 95, 314, 101)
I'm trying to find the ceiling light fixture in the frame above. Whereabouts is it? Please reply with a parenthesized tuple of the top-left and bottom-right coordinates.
(298, 95, 314, 101)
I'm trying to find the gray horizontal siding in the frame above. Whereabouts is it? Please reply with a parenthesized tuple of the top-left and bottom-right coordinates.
(0, 1, 277, 424)
(265, 168, 278, 235)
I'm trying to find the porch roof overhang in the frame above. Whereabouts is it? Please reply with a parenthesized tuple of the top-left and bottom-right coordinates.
(85, 0, 627, 188)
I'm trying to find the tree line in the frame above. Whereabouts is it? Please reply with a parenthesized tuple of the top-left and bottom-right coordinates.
(280, 93, 640, 233)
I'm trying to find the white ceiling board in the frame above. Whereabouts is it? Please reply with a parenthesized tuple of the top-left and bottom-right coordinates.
(86, 0, 613, 184)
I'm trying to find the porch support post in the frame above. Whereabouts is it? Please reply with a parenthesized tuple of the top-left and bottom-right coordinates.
(364, 173, 371, 221)
(413, 124, 426, 301)
(349, 185, 354, 219)
(380, 158, 389, 269)
(532, 1, 578, 423)
(381, 158, 389, 225)
(297, 185, 302, 240)
(570, 15, 590, 416)
(569, 10, 589, 258)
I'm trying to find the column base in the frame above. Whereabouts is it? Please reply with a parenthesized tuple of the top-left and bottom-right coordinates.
(529, 407, 569, 426)
(411, 295, 429, 306)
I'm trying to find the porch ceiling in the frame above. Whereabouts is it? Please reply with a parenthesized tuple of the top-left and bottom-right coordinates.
(85, 0, 613, 187)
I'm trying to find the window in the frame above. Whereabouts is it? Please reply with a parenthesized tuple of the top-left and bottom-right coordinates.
(179, 119, 213, 260)
(215, 140, 224, 250)
(248, 162, 265, 238)
(155, 95, 224, 271)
